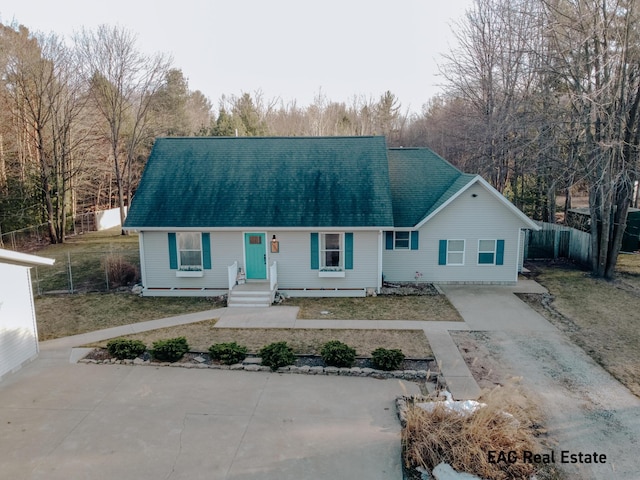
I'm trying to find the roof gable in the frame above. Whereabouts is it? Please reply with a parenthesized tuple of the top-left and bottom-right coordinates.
(387, 148, 472, 227)
(415, 175, 540, 230)
(124, 136, 394, 228)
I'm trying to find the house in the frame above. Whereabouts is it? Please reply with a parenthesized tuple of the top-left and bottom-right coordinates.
(0, 248, 54, 381)
(123, 136, 539, 304)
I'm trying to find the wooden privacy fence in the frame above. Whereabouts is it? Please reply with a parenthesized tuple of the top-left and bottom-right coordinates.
(524, 222, 592, 266)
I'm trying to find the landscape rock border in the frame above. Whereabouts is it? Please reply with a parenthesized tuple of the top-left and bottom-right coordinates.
(79, 350, 439, 382)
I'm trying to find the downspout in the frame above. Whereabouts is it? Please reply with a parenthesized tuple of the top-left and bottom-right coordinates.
(377, 230, 383, 293)
(138, 232, 147, 293)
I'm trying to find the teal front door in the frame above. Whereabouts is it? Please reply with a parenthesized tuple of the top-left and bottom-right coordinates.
(244, 233, 267, 279)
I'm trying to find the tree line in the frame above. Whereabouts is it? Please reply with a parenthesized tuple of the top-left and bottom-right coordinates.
(2, 0, 639, 279)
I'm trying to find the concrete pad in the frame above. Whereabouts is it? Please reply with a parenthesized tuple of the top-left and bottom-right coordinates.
(228, 415, 401, 480)
(440, 284, 557, 332)
(0, 359, 418, 479)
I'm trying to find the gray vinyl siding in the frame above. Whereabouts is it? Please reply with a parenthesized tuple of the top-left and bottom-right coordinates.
(383, 183, 525, 284)
(0, 263, 39, 381)
(141, 231, 238, 290)
(271, 231, 379, 291)
(140, 230, 379, 294)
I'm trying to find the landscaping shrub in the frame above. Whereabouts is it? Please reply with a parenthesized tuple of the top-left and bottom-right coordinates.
(371, 347, 405, 371)
(259, 341, 296, 371)
(151, 337, 189, 362)
(104, 254, 140, 287)
(106, 338, 147, 360)
(209, 342, 248, 365)
(320, 340, 356, 368)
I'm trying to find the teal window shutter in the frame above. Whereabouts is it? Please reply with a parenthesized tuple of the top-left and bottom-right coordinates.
(438, 240, 447, 265)
(411, 231, 419, 250)
(345, 232, 353, 270)
(385, 231, 394, 250)
(202, 233, 212, 269)
(168, 233, 178, 269)
(310, 233, 319, 269)
(496, 239, 505, 265)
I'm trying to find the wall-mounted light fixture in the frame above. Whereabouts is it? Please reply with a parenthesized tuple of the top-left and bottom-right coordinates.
(271, 234, 279, 253)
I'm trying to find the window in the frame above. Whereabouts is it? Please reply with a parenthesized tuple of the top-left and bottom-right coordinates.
(385, 231, 419, 250)
(394, 231, 410, 249)
(478, 239, 496, 265)
(447, 240, 465, 265)
(320, 233, 342, 269)
(478, 239, 505, 265)
(178, 232, 202, 270)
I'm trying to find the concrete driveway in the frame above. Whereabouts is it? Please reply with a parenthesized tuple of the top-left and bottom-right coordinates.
(0, 347, 418, 479)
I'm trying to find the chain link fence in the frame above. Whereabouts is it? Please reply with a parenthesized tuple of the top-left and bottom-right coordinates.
(31, 249, 141, 295)
(0, 212, 99, 252)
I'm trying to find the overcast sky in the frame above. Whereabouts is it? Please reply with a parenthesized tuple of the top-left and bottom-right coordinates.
(1, 0, 473, 114)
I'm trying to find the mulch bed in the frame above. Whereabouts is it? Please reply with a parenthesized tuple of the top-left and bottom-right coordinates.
(84, 349, 435, 372)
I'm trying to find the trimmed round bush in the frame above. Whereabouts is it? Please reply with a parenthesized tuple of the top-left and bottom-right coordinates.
(259, 341, 296, 371)
(209, 342, 248, 365)
(320, 340, 356, 368)
(371, 347, 405, 371)
(151, 337, 189, 362)
(106, 338, 147, 360)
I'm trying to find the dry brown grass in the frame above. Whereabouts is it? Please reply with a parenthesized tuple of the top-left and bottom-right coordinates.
(286, 295, 463, 321)
(87, 320, 433, 357)
(402, 385, 547, 480)
(35, 294, 221, 340)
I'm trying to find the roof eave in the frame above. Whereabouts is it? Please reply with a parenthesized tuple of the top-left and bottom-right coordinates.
(0, 248, 56, 267)
(123, 225, 396, 232)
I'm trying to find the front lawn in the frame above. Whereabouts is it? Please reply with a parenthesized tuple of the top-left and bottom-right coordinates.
(35, 294, 221, 340)
(285, 295, 463, 321)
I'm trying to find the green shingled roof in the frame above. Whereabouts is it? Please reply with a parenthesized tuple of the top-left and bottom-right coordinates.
(387, 148, 475, 227)
(124, 136, 395, 228)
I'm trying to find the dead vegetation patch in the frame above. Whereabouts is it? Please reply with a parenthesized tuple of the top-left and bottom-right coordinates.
(401, 384, 558, 480)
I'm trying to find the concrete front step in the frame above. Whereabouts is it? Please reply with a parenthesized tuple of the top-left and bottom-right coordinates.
(228, 289, 273, 307)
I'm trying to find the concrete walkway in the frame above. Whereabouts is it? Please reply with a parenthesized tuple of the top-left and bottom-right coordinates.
(40, 303, 482, 400)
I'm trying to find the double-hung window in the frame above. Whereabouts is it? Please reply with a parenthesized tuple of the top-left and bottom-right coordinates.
(320, 233, 342, 270)
(478, 240, 496, 265)
(177, 232, 202, 270)
(394, 231, 410, 249)
(478, 239, 505, 265)
(447, 240, 465, 265)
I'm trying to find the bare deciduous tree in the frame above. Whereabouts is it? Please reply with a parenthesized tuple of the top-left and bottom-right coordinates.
(74, 25, 171, 233)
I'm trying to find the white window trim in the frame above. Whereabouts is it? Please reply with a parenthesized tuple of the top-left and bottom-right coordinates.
(319, 232, 344, 272)
(393, 231, 411, 250)
(177, 232, 203, 271)
(447, 239, 465, 266)
(478, 239, 497, 266)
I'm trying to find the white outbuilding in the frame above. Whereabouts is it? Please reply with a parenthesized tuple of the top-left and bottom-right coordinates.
(0, 248, 54, 381)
